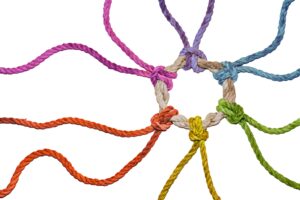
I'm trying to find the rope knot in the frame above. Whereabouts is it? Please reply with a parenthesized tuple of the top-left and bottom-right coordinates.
(150, 66, 177, 90)
(189, 116, 209, 141)
(151, 106, 178, 131)
(213, 61, 238, 85)
(216, 99, 244, 124)
(180, 47, 207, 73)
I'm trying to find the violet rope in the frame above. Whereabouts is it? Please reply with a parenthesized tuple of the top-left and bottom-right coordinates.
(158, 0, 215, 73)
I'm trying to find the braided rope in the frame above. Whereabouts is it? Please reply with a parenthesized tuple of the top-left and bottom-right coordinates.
(0, 107, 178, 197)
(0, 0, 299, 199)
(158, 0, 215, 72)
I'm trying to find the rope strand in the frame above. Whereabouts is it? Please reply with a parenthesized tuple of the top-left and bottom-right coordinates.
(0, 42, 177, 89)
(158, 142, 199, 200)
(0, 43, 148, 76)
(241, 121, 300, 189)
(103, 0, 153, 71)
(0, 131, 161, 198)
(0, 106, 178, 137)
(232, 0, 295, 67)
(158, 116, 220, 200)
(213, 61, 300, 85)
(199, 140, 220, 200)
(217, 99, 300, 190)
(0, 106, 178, 198)
(0, 117, 153, 137)
(102, 0, 177, 90)
(158, 0, 215, 72)
(217, 99, 300, 135)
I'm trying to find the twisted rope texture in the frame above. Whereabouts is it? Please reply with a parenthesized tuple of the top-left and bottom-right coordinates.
(0, 106, 178, 197)
(217, 99, 300, 190)
(158, 116, 220, 200)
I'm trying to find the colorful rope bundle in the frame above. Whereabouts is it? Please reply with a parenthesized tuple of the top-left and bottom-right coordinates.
(0, 0, 299, 199)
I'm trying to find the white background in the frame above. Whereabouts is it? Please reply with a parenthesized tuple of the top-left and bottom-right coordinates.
(0, 0, 299, 199)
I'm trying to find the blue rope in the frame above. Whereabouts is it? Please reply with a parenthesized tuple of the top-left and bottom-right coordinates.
(213, 0, 297, 85)
(213, 62, 300, 85)
(233, 0, 294, 67)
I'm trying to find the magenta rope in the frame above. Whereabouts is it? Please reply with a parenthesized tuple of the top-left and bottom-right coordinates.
(103, 0, 154, 72)
(0, 43, 146, 76)
(0, 39, 176, 89)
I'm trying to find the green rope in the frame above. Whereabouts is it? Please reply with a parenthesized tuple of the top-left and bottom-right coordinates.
(217, 98, 300, 189)
(217, 99, 300, 134)
(245, 115, 300, 135)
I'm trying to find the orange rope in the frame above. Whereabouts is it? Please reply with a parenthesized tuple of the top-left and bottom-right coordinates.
(0, 106, 178, 197)
(0, 132, 160, 197)
(0, 117, 153, 137)
(0, 106, 177, 137)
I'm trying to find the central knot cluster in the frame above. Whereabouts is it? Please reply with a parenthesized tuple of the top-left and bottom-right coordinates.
(216, 99, 244, 124)
(151, 106, 178, 131)
(180, 47, 207, 73)
(213, 61, 238, 85)
(150, 66, 177, 90)
(188, 116, 209, 142)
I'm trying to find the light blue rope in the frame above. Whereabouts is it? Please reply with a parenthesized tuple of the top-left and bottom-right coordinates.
(213, 0, 297, 85)
(233, 0, 294, 67)
(213, 62, 300, 85)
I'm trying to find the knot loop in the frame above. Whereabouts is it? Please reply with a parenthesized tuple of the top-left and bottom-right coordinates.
(180, 47, 207, 73)
(213, 61, 238, 85)
(151, 106, 178, 131)
(216, 99, 244, 124)
(189, 116, 209, 141)
(150, 66, 177, 91)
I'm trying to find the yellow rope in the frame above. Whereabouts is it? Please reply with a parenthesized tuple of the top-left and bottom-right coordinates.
(158, 116, 221, 200)
(158, 142, 199, 200)
(200, 140, 220, 200)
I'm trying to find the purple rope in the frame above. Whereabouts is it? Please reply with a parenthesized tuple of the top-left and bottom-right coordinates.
(157, 0, 190, 48)
(192, 0, 215, 51)
(158, 0, 215, 73)
(0, 43, 176, 90)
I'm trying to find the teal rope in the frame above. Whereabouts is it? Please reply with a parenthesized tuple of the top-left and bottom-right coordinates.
(213, 62, 300, 85)
(213, 0, 297, 85)
(233, 0, 294, 67)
